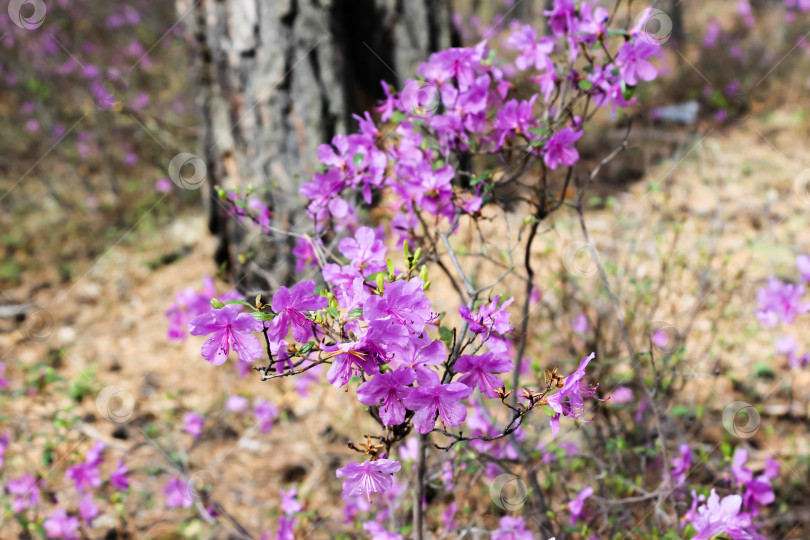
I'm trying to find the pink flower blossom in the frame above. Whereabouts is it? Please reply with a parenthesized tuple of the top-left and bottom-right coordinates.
(164, 477, 193, 509)
(44, 509, 80, 539)
(454, 352, 513, 398)
(568, 486, 593, 525)
(184, 412, 204, 438)
(403, 376, 472, 434)
(543, 127, 582, 169)
(336, 459, 401, 501)
(188, 307, 264, 366)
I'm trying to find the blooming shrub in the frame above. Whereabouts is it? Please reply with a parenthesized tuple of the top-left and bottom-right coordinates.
(4, 0, 810, 538)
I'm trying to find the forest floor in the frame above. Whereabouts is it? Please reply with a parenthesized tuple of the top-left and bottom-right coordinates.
(3, 105, 810, 536)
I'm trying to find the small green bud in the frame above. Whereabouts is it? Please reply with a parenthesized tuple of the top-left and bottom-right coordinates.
(376, 273, 385, 292)
(210, 298, 225, 309)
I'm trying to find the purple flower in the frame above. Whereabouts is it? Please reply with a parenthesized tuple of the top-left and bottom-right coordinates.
(544, 0, 576, 36)
(280, 487, 301, 515)
(392, 338, 445, 386)
(44, 509, 80, 539)
(418, 45, 485, 91)
(454, 352, 512, 398)
(363, 521, 403, 540)
(188, 307, 264, 366)
(687, 489, 753, 540)
(546, 352, 601, 437)
(336, 458, 401, 501)
(164, 477, 193, 509)
(493, 97, 537, 149)
(292, 237, 318, 273)
(79, 493, 99, 525)
(339, 226, 386, 272)
(364, 279, 433, 334)
(571, 313, 591, 334)
(610, 386, 633, 404)
(276, 514, 296, 540)
(85, 441, 105, 467)
(300, 168, 349, 221)
(110, 461, 130, 491)
(227, 394, 249, 412)
(403, 377, 472, 434)
(756, 277, 809, 327)
(254, 399, 280, 434)
(616, 41, 659, 86)
(184, 412, 204, 438)
(324, 320, 409, 388)
(506, 25, 554, 71)
(543, 128, 583, 169)
(492, 515, 533, 540)
(8, 473, 39, 512)
(357, 369, 415, 426)
(440, 501, 458, 532)
(458, 295, 514, 335)
(0, 362, 8, 388)
(398, 437, 419, 462)
(66, 462, 101, 493)
(0, 433, 9, 466)
(797, 254, 810, 282)
(671, 444, 692, 486)
(731, 448, 753, 484)
(568, 486, 593, 526)
(267, 280, 328, 343)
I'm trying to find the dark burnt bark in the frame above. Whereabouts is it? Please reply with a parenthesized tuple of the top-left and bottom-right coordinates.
(184, 0, 457, 295)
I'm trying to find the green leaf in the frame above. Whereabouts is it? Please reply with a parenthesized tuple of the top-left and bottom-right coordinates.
(251, 311, 275, 321)
(621, 80, 635, 101)
(439, 327, 453, 349)
(578, 79, 594, 91)
(353, 153, 364, 168)
(299, 341, 316, 355)
(210, 298, 225, 309)
(347, 307, 363, 320)
(670, 405, 692, 417)
(326, 306, 340, 319)
(222, 299, 255, 310)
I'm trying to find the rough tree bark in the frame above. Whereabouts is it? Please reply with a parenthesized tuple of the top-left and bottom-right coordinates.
(182, 0, 458, 294)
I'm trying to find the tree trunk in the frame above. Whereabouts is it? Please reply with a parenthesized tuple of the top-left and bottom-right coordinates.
(183, 0, 457, 295)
